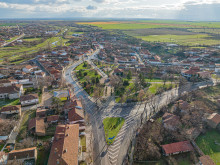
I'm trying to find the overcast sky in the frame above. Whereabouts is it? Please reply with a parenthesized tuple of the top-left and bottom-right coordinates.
(0, 0, 220, 20)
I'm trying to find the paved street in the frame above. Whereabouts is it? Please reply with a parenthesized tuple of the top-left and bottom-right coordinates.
(64, 45, 216, 165)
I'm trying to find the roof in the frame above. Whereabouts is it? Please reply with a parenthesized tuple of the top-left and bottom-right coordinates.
(199, 155, 216, 165)
(28, 118, 45, 134)
(48, 124, 79, 165)
(20, 94, 38, 102)
(0, 85, 21, 94)
(63, 98, 82, 110)
(161, 141, 193, 155)
(1, 105, 21, 112)
(68, 108, 84, 122)
(208, 113, 220, 125)
(8, 147, 36, 160)
(36, 109, 47, 117)
(114, 68, 123, 73)
(47, 115, 59, 122)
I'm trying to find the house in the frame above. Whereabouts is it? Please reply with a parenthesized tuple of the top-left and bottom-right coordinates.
(47, 115, 59, 124)
(0, 84, 23, 100)
(148, 59, 161, 65)
(36, 109, 47, 118)
(113, 68, 123, 76)
(47, 124, 79, 165)
(20, 94, 39, 106)
(161, 141, 194, 156)
(68, 107, 84, 125)
(199, 155, 216, 165)
(28, 118, 45, 136)
(175, 100, 189, 114)
(63, 98, 82, 114)
(181, 67, 200, 78)
(0, 79, 13, 87)
(162, 113, 181, 131)
(207, 113, 220, 130)
(7, 147, 37, 164)
(22, 65, 38, 73)
(1, 105, 21, 116)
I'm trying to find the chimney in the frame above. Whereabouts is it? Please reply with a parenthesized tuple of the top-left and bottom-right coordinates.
(64, 149, 67, 153)
(66, 133, 69, 137)
(57, 159, 60, 164)
(54, 148, 58, 154)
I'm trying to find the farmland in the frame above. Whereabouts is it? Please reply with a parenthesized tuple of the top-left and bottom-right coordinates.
(78, 20, 220, 46)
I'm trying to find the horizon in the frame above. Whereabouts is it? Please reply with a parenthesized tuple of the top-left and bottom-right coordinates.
(0, 0, 220, 21)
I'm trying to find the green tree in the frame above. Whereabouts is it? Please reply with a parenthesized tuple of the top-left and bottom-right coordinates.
(127, 70, 132, 80)
(52, 97, 64, 115)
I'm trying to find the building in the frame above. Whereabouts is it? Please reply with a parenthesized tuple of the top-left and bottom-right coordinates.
(63, 98, 82, 115)
(20, 94, 39, 106)
(68, 107, 84, 125)
(47, 124, 79, 165)
(28, 118, 45, 136)
(207, 113, 220, 130)
(36, 109, 47, 118)
(7, 147, 37, 164)
(162, 113, 181, 131)
(47, 115, 59, 124)
(0, 85, 23, 100)
(1, 105, 21, 116)
(199, 155, 216, 165)
(161, 141, 194, 156)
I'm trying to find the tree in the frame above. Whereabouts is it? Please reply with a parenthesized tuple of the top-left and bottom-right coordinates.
(138, 89, 145, 102)
(161, 74, 168, 86)
(52, 97, 63, 115)
(127, 70, 132, 80)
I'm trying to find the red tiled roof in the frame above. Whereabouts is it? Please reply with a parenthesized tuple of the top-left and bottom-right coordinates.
(162, 141, 193, 155)
(1, 105, 21, 112)
(47, 115, 59, 122)
(20, 94, 38, 102)
(8, 147, 36, 160)
(0, 85, 21, 94)
(28, 118, 45, 135)
(68, 108, 84, 122)
(48, 124, 79, 165)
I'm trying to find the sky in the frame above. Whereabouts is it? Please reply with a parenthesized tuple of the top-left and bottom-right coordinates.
(0, 0, 220, 20)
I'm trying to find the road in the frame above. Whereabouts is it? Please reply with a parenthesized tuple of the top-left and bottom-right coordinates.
(1, 33, 25, 47)
(64, 45, 216, 165)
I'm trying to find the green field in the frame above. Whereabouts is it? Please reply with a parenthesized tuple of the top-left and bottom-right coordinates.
(0, 99, 20, 108)
(136, 34, 219, 46)
(78, 20, 220, 46)
(148, 83, 175, 94)
(196, 130, 220, 164)
(103, 117, 125, 144)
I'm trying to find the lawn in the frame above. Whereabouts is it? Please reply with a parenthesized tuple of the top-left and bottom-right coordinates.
(0, 99, 20, 108)
(196, 130, 220, 164)
(148, 83, 175, 94)
(36, 147, 50, 165)
(103, 117, 125, 145)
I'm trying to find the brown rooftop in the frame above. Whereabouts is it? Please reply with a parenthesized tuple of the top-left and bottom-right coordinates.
(208, 113, 220, 125)
(162, 141, 193, 155)
(8, 147, 36, 160)
(1, 105, 21, 112)
(199, 155, 216, 165)
(20, 94, 38, 102)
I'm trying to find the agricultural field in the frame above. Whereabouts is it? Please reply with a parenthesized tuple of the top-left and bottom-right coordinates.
(78, 20, 220, 46)
(196, 130, 220, 164)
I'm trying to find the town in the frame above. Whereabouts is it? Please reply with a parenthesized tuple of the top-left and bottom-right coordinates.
(0, 19, 220, 165)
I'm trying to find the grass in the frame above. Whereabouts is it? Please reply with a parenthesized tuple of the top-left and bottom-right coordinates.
(0, 99, 20, 108)
(36, 147, 50, 165)
(148, 83, 175, 94)
(0, 144, 4, 150)
(196, 130, 220, 164)
(23, 38, 42, 42)
(16, 110, 36, 142)
(136, 34, 220, 46)
(103, 117, 125, 145)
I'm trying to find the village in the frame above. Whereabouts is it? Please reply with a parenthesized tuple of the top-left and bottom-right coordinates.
(0, 21, 219, 165)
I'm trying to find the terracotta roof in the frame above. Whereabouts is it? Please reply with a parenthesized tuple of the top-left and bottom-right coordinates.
(48, 124, 79, 165)
(20, 94, 38, 102)
(47, 115, 59, 122)
(161, 141, 193, 155)
(36, 109, 47, 117)
(63, 98, 82, 110)
(1, 105, 21, 112)
(208, 113, 220, 125)
(0, 85, 21, 94)
(25, 65, 34, 70)
(199, 155, 216, 165)
(28, 118, 45, 134)
(68, 108, 84, 122)
(8, 147, 36, 160)
(114, 68, 123, 73)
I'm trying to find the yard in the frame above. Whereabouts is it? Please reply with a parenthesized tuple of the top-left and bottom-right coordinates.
(16, 110, 36, 142)
(0, 99, 20, 108)
(196, 130, 220, 164)
(80, 136, 86, 152)
(103, 117, 125, 145)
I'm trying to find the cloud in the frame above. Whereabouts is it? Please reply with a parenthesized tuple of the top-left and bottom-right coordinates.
(86, 5, 97, 10)
(92, 0, 105, 3)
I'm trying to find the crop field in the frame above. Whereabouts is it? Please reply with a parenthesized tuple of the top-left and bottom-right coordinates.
(137, 34, 220, 46)
(78, 20, 220, 46)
